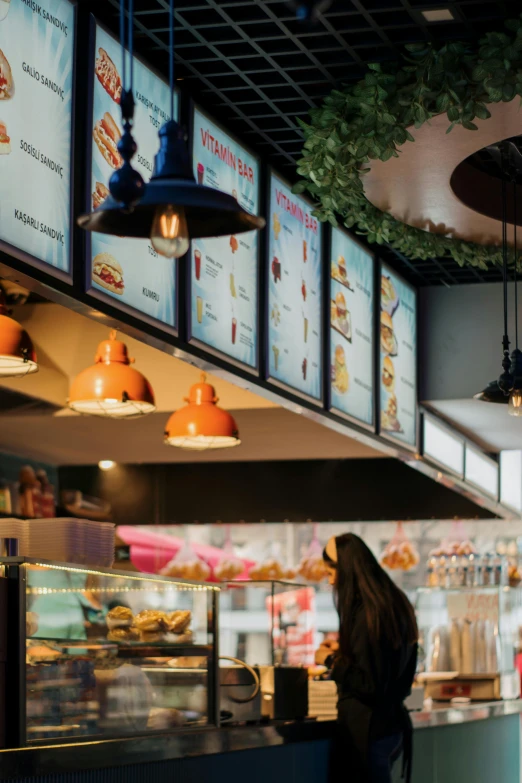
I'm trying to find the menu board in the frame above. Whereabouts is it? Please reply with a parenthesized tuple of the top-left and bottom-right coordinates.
(190, 107, 259, 369)
(267, 173, 322, 402)
(0, 0, 74, 276)
(380, 264, 417, 446)
(88, 25, 177, 331)
(329, 228, 374, 427)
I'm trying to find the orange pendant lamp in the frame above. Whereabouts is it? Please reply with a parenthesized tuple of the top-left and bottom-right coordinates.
(165, 373, 240, 450)
(68, 330, 155, 418)
(0, 292, 38, 377)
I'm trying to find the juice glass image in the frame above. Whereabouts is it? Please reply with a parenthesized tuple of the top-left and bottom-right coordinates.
(304, 317, 308, 343)
(303, 239, 307, 263)
(230, 273, 237, 298)
(196, 296, 203, 324)
(197, 162, 205, 184)
(302, 357, 307, 380)
(194, 249, 202, 281)
(272, 345, 280, 371)
(232, 318, 237, 344)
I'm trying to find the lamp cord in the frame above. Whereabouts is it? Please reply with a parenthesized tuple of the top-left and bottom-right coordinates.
(502, 153, 508, 343)
(129, 0, 134, 94)
(515, 177, 518, 352)
(170, 0, 175, 121)
(120, 0, 125, 91)
(119, 0, 134, 94)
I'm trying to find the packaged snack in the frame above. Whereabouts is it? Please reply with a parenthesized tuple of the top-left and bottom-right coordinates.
(380, 522, 419, 572)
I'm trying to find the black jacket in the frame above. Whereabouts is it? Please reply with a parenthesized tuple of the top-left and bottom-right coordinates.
(329, 605, 417, 783)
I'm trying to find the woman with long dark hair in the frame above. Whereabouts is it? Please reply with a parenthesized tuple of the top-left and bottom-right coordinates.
(316, 533, 418, 783)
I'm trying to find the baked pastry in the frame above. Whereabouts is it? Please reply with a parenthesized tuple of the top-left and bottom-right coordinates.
(139, 630, 165, 644)
(107, 606, 133, 630)
(107, 627, 140, 643)
(380, 311, 397, 356)
(134, 610, 167, 633)
(147, 707, 184, 729)
(166, 610, 191, 634)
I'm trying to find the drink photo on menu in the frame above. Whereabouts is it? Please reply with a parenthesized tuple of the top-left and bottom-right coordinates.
(267, 172, 322, 402)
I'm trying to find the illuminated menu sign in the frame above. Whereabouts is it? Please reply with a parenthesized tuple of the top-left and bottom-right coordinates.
(329, 228, 374, 427)
(267, 173, 322, 402)
(190, 107, 260, 369)
(380, 264, 417, 446)
(88, 25, 177, 331)
(0, 0, 74, 276)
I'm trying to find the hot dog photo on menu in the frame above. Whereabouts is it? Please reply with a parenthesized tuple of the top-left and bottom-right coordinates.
(92, 252, 125, 295)
(93, 112, 122, 169)
(0, 48, 14, 99)
(95, 47, 122, 103)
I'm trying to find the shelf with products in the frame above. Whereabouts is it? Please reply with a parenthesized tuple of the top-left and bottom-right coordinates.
(3, 558, 219, 747)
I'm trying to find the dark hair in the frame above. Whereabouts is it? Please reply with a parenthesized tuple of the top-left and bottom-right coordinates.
(326, 533, 418, 660)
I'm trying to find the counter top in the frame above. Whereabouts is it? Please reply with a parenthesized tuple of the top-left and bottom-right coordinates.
(1, 700, 521, 779)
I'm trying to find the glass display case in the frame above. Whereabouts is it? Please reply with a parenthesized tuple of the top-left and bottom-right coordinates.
(219, 581, 316, 667)
(416, 585, 522, 700)
(0, 558, 219, 747)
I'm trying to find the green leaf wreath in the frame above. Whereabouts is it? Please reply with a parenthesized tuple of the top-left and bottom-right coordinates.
(294, 16, 522, 270)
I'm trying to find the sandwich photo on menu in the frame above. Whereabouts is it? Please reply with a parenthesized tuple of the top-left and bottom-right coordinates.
(331, 291, 352, 341)
(92, 181, 110, 209)
(381, 393, 402, 433)
(95, 47, 122, 104)
(93, 112, 122, 170)
(381, 274, 399, 316)
(380, 311, 397, 356)
(332, 344, 349, 394)
(0, 49, 14, 99)
(0, 121, 10, 154)
(331, 255, 352, 290)
(382, 356, 395, 392)
(92, 253, 125, 295)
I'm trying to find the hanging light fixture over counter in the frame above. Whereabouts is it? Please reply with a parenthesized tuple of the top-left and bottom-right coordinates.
(165, 373, 240, 450)
(0, 292, 38, 378)
(78, 0, 265, 256)
(68, 330, 155, 418)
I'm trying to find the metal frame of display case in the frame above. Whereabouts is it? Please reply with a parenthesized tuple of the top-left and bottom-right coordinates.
(0, 558, 220, 748)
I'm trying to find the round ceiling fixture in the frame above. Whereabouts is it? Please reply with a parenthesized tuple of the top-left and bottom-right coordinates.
(0, 293, 38, 378)
(68, 330, 155, 418)
(165, 373, 240, 450)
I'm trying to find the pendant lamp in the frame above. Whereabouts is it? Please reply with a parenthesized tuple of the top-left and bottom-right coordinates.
(165, 373, 240, 450)
(77, 0, 265, 256)
(474, 141, 522, 411)
(0, 292, 38, 377)
(68, 331, 155, 418)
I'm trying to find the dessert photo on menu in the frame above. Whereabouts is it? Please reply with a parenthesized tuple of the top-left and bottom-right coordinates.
(190, 107, 259, 369)
(268, 173, 322, 401)
(380, 265, 417, 445)
(89, 25, 177, 330)
(0, 0, 74, 273)
(329, 228, 374, 427)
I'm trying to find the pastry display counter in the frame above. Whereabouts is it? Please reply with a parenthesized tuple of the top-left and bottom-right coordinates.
(0, 558, 219, 748)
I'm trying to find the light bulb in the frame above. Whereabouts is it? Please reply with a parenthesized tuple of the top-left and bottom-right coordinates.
(508, 389, 522, 417)
(150, 204, 190, 258)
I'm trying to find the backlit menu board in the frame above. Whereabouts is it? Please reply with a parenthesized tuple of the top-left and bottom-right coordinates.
(190, 107, 260, 369)
(0, 0, 74, 277)
(329, 228, 374, 427)
(88, 25, 177, 331)
(380, 264, 417, 446)
(267, 173, 322, 402)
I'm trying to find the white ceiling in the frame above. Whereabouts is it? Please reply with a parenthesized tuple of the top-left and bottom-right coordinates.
(428, 399, 522, 452)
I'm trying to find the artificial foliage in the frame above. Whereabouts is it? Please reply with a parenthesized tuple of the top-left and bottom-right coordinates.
(294, 16, 522, 269)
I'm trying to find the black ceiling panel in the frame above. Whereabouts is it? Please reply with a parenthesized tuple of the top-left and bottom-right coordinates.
(92, 0, 513, 286)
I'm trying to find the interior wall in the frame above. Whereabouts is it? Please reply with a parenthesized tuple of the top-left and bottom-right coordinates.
(59, 459, 496, 525)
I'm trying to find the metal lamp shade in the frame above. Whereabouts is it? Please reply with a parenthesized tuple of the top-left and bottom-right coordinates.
(68, 332, 155, 419)
(473, 380, 509, 404)
(78, 180, 264, 239)
(165, 374, 240, 450)
(0, 311, 38, 377)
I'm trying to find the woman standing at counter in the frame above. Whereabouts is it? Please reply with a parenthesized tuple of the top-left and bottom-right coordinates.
(316, 533, 418, 783)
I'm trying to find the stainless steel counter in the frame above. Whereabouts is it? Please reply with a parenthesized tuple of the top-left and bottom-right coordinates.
(411, 698, 522, 730)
